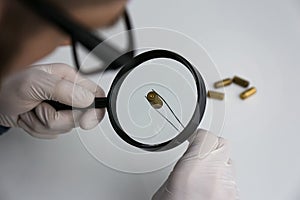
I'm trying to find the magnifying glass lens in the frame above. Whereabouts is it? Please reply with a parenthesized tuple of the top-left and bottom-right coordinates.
(114, 58, 198, 145)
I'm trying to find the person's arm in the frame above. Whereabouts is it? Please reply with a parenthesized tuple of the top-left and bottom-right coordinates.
(0, 125, 10, 135)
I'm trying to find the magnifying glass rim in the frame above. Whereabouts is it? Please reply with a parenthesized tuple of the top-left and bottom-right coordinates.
(106, 49, 207, 152)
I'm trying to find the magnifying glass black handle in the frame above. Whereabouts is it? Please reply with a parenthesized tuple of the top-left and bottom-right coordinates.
(44, 98, 108, 111)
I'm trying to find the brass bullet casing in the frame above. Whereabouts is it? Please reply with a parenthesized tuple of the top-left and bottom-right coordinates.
(232, 76, 250, 88)
(240, 87, 257, 100)
(214, 78, 232, 88)
(207, 91, 225, 100)
(147, 91, 163, 109)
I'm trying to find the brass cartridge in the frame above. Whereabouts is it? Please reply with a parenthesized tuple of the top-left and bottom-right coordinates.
(147, 91, 163, 109)
(240, 87, 257, 100)
(214, 78, 232, 88)
(233, 76, 249, 88)
(207, 91, 225, 100)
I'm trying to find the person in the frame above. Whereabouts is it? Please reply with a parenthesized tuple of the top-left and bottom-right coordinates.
(0, 0, 239, 199)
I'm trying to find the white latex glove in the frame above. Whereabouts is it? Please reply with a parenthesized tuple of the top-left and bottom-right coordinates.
(152, 129, 239, 200)
(0, 63, 105, 139)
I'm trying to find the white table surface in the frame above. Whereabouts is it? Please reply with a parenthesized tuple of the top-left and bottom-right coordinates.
(1, 0, 300, 199)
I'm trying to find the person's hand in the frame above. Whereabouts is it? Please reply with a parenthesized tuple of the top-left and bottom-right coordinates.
(152, 129, 239, 200)
(0, 63, 105, 139)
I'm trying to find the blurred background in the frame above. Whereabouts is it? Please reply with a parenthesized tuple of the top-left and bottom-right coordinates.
(1, 0, 300, 199)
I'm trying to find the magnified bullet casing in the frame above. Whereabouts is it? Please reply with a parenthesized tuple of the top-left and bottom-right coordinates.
(147, 91, 163, 109)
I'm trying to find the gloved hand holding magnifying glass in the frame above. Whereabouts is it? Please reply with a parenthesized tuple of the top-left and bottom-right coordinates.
(0, 63, 105, 139)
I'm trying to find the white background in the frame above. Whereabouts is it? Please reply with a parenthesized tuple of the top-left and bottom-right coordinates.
(1, 0, 300, 199)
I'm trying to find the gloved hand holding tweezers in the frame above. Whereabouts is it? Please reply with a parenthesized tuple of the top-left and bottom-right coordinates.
(152, 129, 239, 200)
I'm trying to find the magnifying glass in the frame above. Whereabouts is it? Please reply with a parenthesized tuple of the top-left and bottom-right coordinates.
(46, 49, 206, 152)
(19, 0, 223, 172)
